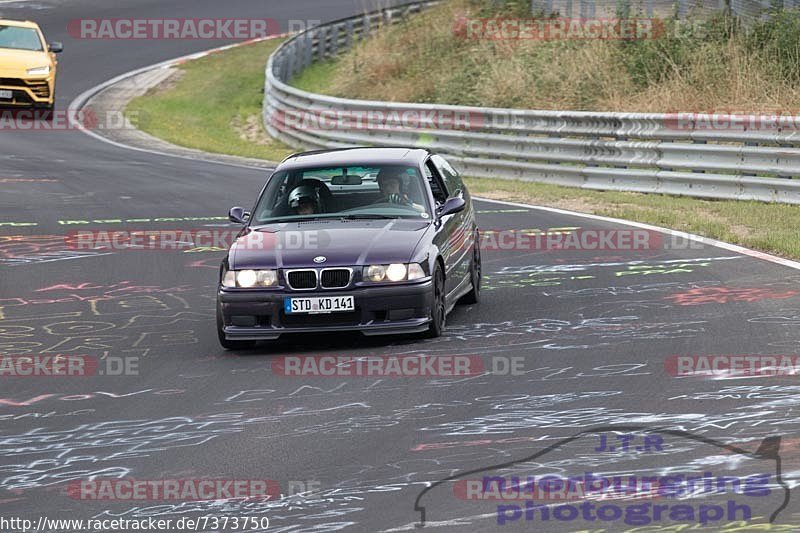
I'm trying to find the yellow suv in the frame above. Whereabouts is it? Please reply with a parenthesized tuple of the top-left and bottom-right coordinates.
(0, 20, 62, 110)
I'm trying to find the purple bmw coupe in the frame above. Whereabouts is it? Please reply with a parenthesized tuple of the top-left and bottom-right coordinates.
(216, 147, 481, 349)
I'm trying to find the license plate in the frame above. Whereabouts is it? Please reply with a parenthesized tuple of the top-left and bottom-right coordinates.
(0, 90, 12, 100)
(285, 296, 354, 314)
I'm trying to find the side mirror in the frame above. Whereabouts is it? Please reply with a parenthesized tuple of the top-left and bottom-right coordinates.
(228, 206, 250, 224)
(49, 42, 63, 53)
(438, 196, 466, 218)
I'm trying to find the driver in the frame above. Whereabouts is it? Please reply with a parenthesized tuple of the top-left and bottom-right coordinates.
(288, 185, 321, 215)
(376, 167, 425, 211)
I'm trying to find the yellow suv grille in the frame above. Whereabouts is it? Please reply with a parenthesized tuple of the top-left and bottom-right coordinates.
(0, 78, 50, 99)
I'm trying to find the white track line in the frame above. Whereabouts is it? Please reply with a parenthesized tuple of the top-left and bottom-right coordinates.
(475, 197, 800, 271)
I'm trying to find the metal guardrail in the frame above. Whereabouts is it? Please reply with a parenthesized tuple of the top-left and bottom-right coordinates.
(534, 0, 800, 22)
(263, 1, 800, 204)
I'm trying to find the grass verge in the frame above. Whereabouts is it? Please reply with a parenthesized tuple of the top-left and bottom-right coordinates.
(127, 39, 294, 162)
(293, 0, 800, 113)
(466, 177, 800, 260)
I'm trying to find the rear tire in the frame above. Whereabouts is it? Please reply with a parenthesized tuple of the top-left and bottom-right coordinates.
(459, 237, 481, 305)
(216, 304, 256, 350)
(427, 265, 446, 338)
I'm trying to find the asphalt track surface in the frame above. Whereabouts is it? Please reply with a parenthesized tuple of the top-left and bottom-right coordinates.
(1, 1, 799, 531)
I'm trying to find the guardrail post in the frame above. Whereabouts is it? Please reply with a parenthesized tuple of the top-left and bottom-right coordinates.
(303, 31, 314, 68)
(345, 19, 354, 52)
(363, 14, 371, 38)
(743, 141, 758, 176)
(330, 23, 340, 57)
(285, 42, 296, 80)
(323, 25, 333, 58)
(314, 26, 324, 60)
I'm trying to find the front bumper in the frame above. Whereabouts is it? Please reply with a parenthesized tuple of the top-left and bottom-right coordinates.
(0, 75, 55, 106)
(218, 278, 434, 340)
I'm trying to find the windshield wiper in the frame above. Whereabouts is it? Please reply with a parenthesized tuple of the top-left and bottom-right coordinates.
(338, 214, 398, 220)
(257, 215, 336, 224)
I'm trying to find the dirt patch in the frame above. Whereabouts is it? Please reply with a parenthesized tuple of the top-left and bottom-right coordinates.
(729, 224, 755, 239)
(692, 209, 753, 238)
(231, 114, 274, 145)
(147, 69, 186, 96)
(606, 202, 652, 213)
(475, 189, 603, 214)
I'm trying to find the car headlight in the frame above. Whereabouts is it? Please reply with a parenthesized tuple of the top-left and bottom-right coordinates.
(386, 263, 407, 282)
(407, 263, 425, 280)
(365, 265, 386, 282)
(237, 270, 258, 288)
(256, 270, 278, 286)
(222, 269, 236, 288)
(363, 263, 426, 282)
(26, 65, 51, 76)
(222, 268, 278, 288)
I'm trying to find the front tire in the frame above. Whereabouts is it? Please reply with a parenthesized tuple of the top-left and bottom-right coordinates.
(427, 265, 446, 338)
(216, 304, 256, 350)
(34, 101, 54, 121)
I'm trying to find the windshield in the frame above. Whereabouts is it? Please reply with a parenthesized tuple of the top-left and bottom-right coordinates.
(251, 164, 432, 224)
(0, 26, 44, 51)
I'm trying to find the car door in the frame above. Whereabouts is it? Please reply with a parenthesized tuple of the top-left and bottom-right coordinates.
(426, 156, 472, 298)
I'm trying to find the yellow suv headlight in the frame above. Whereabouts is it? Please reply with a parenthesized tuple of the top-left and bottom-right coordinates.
(26, 66, 51, 76)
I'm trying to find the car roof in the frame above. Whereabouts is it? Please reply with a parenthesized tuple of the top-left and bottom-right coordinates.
(278, 147, 431, 171)
(0, 19, 41, 29)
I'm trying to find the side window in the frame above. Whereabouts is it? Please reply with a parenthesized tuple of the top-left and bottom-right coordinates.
(432, 155, 463, 196)
(424, 159, 448, 204)
(254, 172, 291, 221)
